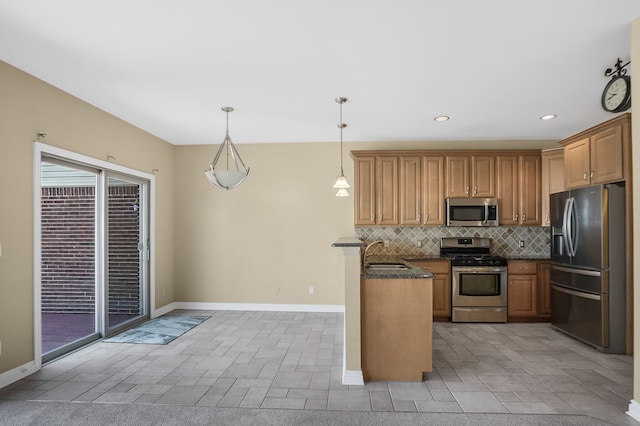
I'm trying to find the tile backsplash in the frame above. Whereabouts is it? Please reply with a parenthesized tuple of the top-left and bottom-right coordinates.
(355, 226, 550, 258)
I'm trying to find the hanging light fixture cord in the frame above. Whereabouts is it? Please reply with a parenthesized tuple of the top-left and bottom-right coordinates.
(224, 106, 232, 170)
(336, 97, 347, 175)
(333, 97, 350, 196)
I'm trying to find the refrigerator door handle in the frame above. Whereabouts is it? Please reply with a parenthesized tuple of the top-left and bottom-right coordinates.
(551, 264, 601, 277)
(565, 197, 577, 257)
(562, 197, 572, 257)
(569, 197, 578, 257)
(551, 284, 601, 301)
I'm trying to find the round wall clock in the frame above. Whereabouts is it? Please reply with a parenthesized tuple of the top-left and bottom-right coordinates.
(601, 75, 631, 113)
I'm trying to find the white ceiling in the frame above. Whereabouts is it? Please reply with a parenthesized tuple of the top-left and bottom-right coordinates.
(1, 0, 639, 146)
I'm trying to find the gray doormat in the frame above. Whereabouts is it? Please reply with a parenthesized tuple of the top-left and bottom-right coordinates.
(103, 315, 209, 344)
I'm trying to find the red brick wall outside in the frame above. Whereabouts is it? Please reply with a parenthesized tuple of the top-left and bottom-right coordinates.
(107, 185, 141, 315)
(41, 187, 96, 313)
(41, 186, 141, 315)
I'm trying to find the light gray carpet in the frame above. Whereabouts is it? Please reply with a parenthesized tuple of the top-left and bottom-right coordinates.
(0, 400, 613, 426)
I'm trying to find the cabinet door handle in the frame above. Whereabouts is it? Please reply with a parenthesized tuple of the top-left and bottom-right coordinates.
(514, 214, 518, 222)
(583, 172, 588, 180)
(545, 214, 549, 224)
(417, 214, 421, 221)
(465, 186, 469, 195)
(425, 214, 429, 222)
(590, 170, 594, 179)
(522, 213, 526, 222)
(473, 186, 477, 194)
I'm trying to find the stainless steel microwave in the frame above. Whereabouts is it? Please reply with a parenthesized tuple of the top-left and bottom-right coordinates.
(446, 198, 499, 227)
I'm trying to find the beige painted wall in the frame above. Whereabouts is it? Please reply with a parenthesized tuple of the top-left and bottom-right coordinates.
(174, 143, 353, 305)
(174, 138, 557, 306)
(0, 60, 176, 375)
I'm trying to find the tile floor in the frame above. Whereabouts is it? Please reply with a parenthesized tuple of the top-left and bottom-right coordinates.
(0, 310, 636, 425)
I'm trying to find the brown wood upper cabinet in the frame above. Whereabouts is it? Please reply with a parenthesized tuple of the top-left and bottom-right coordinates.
(354, 156, 376, 225)
(446, 155, 495, 198)
(353, 155, 400, 225)
(562, 114, 630, 190)
(541, 148, 565, 226)
(353, 149, 541, 226)
(496, 154, 541, 226)
(376, 156, 399, 225)
(399, 156, 445, 225)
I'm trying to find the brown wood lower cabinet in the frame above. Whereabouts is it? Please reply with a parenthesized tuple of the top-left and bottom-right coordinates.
(361, 278, 433, 382)
(411, 260, 451, 319)
(507, 260, 550, 321)
(537, 262, 551, 317)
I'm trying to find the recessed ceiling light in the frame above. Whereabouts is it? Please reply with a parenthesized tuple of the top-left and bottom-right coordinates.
(540, 114, 557, 120)
(434, 115, 450, 122)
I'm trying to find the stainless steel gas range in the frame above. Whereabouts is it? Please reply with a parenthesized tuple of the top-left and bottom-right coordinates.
(441, 237, 508, 323)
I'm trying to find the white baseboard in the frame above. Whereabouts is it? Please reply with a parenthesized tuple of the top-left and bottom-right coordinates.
(627, 399, 640, 421)
(152, 302, 177, 318)
(342, 369, 364, 386)
(0, 361, 37, 390)
(173, 302, 345, 313)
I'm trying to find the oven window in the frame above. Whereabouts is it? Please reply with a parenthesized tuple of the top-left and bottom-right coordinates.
(458, 273, 500, 296)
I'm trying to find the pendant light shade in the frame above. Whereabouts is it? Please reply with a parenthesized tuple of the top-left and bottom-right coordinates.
(333, 175, 350, 189)
(335, 188, 349, 197)
(205, 106, 250, 190)
(333, 97, 350, 196)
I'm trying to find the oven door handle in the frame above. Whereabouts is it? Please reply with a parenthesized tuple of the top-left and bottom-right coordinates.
(454, 267, 506, 273)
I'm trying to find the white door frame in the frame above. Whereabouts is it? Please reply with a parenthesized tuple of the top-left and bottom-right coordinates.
(33, 142, 156, 369)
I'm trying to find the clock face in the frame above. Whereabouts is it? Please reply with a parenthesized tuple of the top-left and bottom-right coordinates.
(602, 76, 631, 112)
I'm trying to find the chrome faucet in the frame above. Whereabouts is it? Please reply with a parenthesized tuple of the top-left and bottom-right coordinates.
(362, 240, 384, 268)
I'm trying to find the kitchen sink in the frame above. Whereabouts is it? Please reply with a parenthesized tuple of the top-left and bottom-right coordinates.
(366, 263, 410, 271)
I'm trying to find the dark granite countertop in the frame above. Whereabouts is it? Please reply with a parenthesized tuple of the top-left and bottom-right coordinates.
(331, 238, 365, 248)
(401, 255, 446, 261)
(361, 256, 434, 279)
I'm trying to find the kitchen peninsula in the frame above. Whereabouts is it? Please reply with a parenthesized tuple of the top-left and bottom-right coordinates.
(361, 259, 433, 382)
(332, 239, 434, 384)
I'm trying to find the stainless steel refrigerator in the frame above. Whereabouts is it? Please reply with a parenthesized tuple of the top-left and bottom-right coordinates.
(549, 183, 626, 353)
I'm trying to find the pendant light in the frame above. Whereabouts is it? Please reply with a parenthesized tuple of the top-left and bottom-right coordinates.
(205, 106, 250, 190)
(333, 97, 350, 197)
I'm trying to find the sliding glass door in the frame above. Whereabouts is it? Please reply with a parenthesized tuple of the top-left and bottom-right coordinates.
(106, 174, 149, 334)
(40, 157, 150, 362)
(40, 159, 100, 362)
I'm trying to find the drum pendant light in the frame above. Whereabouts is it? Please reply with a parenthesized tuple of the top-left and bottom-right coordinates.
(205, 106, 250, 190)
(333, 97, 350, 197)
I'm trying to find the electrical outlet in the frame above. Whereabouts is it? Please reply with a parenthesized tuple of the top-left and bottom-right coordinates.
(417, 240, 422, 247)
(309, 286, 315, 296)
(383, 240, 390, 248)
(519, 240, 525, 248)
